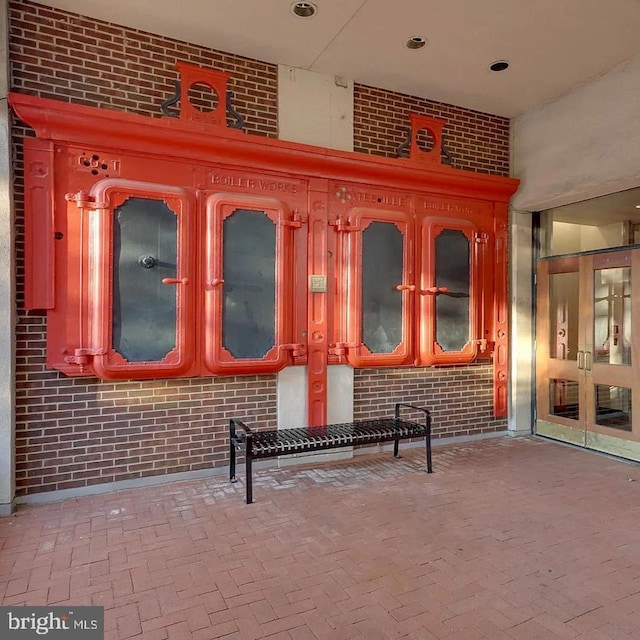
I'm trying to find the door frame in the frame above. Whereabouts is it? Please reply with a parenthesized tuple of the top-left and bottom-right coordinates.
(536, 246, 640, 460)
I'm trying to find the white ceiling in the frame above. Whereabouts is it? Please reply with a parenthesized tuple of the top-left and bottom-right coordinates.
(38, 0, 640, 118)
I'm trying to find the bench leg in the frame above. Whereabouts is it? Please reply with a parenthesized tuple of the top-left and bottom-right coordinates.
(230, 439, 237, 483)
(425, 432, 433, 473)
(246, 454, 253, 504)
(393, 438, 400, 458)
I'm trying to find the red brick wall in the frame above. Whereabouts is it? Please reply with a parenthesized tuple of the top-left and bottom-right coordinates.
(10, 0, 508, 496)
(9, 0, 278, 136)
(354, 365, 506, 438)
(354, 84, 510, 176)
(15, 362, 277, 494)
(10, 0, 280, 496)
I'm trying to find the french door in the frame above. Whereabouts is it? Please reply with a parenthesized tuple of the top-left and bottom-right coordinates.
(536, 248, 640, 460)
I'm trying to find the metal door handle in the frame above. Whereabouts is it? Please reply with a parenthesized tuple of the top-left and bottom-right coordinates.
(161, 277, 189, 285)
(577, 350, 585, 370)
(585, 351, 592, 371)
(396, 284, 416, 291)
(422, 286, 449, 295)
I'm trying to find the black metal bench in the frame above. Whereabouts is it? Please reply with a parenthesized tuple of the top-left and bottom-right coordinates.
(229, 403, 432, 503)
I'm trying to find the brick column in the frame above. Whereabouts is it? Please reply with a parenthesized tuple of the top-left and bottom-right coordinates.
(0, 0, 16, 515)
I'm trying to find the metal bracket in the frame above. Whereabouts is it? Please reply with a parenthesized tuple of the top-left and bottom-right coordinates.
(329, 218, 359, 232)
(396, 129, 411, 158)
(226, 91, 245, 130)
(328, 342, 360, 356)
(280, 210, 306, 229)
(160, 79, 246, 130)
(475, 338, 494, 353)
(280, 343, 306, 357)
(64, 347, 107, 366)
(441, 137, 453, 165)
(65, 191, 106, 210)
(160, 79, 181, 118)
(395, 127, 454, 165)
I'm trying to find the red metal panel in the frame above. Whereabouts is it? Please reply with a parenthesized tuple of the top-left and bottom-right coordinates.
(345, 208, 414, 368)
(175, 63, 230, 128)
(203, 192, 296, 375)
(9, 64, 521, 416)
(409, 114, 446, 165)
(418, 217, 479, 366)
(8, 92, 519, 203)
(23, 138, 55, 311)
(307, 179, 330, 426)
(86, 179, 197, 379)
(45, 185, 88, 375)
(493, 204, 509, 417)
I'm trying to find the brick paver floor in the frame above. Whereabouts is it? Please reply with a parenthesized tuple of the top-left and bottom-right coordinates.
(2, 436, 640, 639)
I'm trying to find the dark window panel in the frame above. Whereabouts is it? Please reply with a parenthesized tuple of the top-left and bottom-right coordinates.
(435, 229, 470, 352)
(222, 209, 276, 359)
(595, 384, 632, 431)
(112, 197, 178, 362)
(361, 222, 403, 353)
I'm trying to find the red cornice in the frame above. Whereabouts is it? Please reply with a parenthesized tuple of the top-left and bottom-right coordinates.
(9, 92, 519, 202)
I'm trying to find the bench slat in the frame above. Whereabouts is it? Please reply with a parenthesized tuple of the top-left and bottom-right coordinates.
(251, 421, 427, 455)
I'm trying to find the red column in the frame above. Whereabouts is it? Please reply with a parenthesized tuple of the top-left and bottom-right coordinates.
(494, 203, 509, 417)
(306, 179, 330, 426)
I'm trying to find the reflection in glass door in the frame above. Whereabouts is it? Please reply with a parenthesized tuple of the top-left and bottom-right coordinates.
(537, 249, 640, 460)
(537, 257, 584, 444)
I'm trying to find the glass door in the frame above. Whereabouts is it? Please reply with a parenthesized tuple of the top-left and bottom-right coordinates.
(537, 257, 584, 444)
(537, 248, 640, 460)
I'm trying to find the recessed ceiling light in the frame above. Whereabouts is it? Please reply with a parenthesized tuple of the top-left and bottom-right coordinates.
(406, 36, 427, 50)
(291, 2, 317, 18)
(489, 60, 510, 72)
(635, 204, 640, 209)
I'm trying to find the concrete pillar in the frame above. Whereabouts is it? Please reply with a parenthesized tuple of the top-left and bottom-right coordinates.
(508, 208, 534, 435)
(0, 0, 16, 515)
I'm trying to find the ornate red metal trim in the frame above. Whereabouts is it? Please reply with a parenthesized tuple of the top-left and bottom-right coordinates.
(9, 62, 520, 421)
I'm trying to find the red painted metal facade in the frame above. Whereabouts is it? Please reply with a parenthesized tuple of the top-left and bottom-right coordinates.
(11, 64, 518, 423)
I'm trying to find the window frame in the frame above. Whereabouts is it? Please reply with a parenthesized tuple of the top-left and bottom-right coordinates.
(203, 193, 295, 375)
(345, 208, 415, 368)
(418, 217, 479, 365)
(87, 179, 196, 379)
